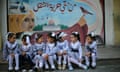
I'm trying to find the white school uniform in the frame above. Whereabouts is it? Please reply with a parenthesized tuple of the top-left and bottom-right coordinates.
(57, 40, 69, 65)
(32, 42, 45, 68)
(44, 42, 58, 69)
(68, 40, 87, 70)
(19, 44, 33, 58)
(3, 41, 19, 70)
(85, 41, 97, 67)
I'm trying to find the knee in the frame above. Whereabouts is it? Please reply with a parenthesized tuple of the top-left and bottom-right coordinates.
(91, 53, 95, 57)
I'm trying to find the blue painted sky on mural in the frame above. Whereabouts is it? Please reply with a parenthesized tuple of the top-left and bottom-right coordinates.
(9, 0, 96, 27)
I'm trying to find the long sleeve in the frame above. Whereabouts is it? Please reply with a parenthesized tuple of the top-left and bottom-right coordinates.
(85, 41, 97, 53)
(78, 43, 82, 59)
(90, 41, 97, 53)
(63, 40, 69, 51)
(14, 43, 19, 54)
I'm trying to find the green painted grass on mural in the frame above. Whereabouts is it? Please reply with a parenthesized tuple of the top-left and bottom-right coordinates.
(33, 24, 68, 31)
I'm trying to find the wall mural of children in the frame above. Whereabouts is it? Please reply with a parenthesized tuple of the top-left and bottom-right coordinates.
(8, 0, 104, 45)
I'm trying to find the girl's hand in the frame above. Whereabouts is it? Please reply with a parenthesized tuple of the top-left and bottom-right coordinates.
(63, 51, 67, 55)
(22, 51, 26, 56)
(11, 53, 15, 58)
(43, 54, 49, 60)
(85, 52, 91, 57)
(78, 59, 82, 63)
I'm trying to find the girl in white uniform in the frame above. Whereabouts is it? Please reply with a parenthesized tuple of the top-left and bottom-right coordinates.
(32, 33, 45, 71)
(56, 32, 69, 70)
(68, 32, 87, 70)
(19, 34, 34, 72)
(43, 32, 58, 70)
(85, 33, 97, 68)
(3, 32, 19, 71)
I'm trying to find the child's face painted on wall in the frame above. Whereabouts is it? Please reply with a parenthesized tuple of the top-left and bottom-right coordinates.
(22, 14, 35, 31)
(9, 35, 16, 43)
(70, 35, 77, 43)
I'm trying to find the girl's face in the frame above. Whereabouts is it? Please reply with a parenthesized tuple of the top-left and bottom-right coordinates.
(47, 36, 54, 43)
(86, 36, 92, 44)
(22, 15, 35, 31)
(70, 35, 77, 43)
(9, 35, 16, 43)
(37, 37, 43, 44)
(22, 39, 28, 45)
(59, 37, 65, 42)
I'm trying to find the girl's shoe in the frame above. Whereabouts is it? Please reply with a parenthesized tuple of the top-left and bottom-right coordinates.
(68, 65, 73, 71)
(22, 69, 27, 72)
(62, 64, 66, 70)
(28, 69, 33, 72)
(51, 65, 55, 70)
(58, 64, 62, 70)
(8, 67, 13, 71)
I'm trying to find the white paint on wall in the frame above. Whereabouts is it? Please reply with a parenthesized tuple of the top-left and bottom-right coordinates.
(105, 0, 114, 45)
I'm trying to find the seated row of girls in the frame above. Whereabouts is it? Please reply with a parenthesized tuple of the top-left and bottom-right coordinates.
(3, 32, 97, 72)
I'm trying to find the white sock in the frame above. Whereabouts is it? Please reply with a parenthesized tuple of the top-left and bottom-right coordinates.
(91, 53, 96, 67)
(15, 54, 19, 70)
(85, 56, 90, 66)
(78, 63, 87, 69)
(58, 56, 62, 65)
(8, 55, 13, 70)
(69, 57, 79, 65)
(39, 60, 43, 68)
(45, 61, 49, 69)
(63, 55, 67, 64)
(48, 56, 55, 69)
(35, 60, 39, 68)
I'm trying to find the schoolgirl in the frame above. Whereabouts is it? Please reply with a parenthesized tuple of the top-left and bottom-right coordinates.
(3, 32, 19, 71)
(43, 32, 58, 70)
(68, 32, 87, 70)
(85, 32, 97, 68)
(56, 32, 69, 70)
(19, 34, 34, 72)
(32, 33, 45, 71)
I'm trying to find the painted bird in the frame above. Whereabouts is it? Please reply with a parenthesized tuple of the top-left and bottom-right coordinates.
(80, 7, 93, 15)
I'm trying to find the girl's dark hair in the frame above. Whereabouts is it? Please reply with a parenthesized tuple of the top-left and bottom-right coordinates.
(7, 33, 16, 41)
(22, 34, 31, 42)
(86, 34, 96, 41)
(35, 33, 43, 41)
(47, 32, 57, 46)
(56, 32, 62, 41)
(71, 32, 80, 41)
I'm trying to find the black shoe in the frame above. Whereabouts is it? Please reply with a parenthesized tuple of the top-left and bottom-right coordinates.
(38, 68, 43, 72)
(91, 66, 96, 69)
(15, 70, 20, 72)
(8, 70, 13, 72)
(33, 67, 38, 71)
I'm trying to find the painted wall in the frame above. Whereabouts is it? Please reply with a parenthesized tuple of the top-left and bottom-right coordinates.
(0, 0, 115, 46)
(113, 0, 120, 45)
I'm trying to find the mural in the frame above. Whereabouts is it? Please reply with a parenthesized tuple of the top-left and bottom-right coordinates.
(7, 0, 104, 45)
